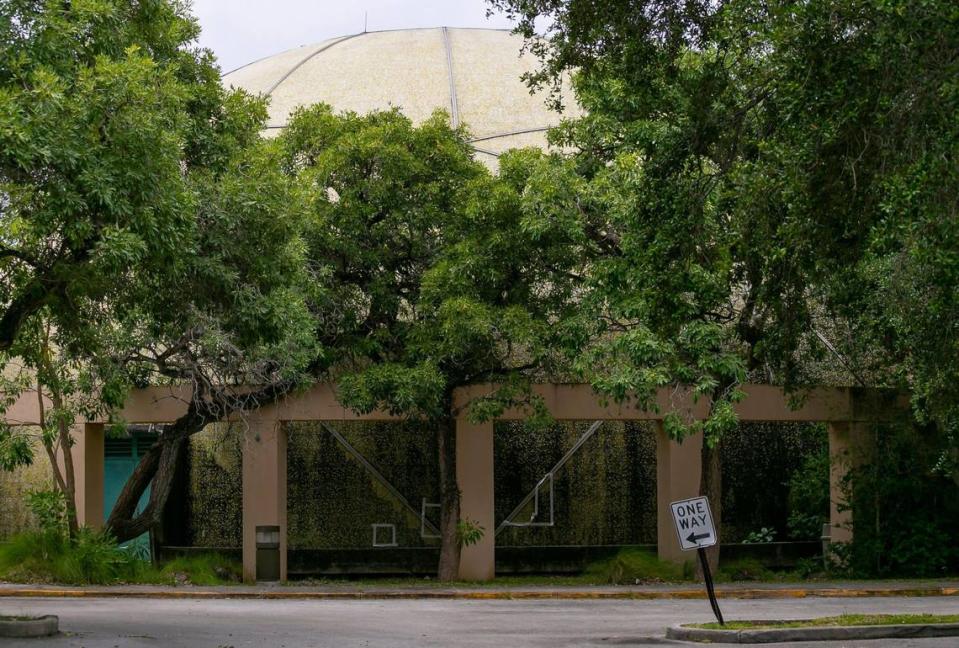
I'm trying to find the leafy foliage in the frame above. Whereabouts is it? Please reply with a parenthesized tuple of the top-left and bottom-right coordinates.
(279, 105, 590, 578)
(456, 519, 485, 548)
(584, 547, 690, 584)
(843, 423, 959, 577)
(786, 447, 831, 541)
(25, 488, 66, 538)
(489, 0, 959, 458)
(0, 1, 318, 542)
(281, 106, 586, 422)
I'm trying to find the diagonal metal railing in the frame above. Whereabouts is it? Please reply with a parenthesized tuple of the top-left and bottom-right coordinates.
(319, 421, 441, 537)
(495, 419, 605, 536)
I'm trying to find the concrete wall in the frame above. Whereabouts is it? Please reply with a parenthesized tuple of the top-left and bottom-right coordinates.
(2, 383, 898, 581)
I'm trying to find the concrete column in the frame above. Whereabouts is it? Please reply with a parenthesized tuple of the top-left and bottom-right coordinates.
(70, 423, 104, 529)
(242, 417, 286, 583)
(456, 417, 495, 580)
(655, 421, 703, 563)
(827, 421, 871, 545)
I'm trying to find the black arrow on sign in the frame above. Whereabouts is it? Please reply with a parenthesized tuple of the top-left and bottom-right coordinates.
(686, 531, 711, 543)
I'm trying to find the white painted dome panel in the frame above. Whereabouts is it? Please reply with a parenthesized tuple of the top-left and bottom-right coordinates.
(222, 28, 581, 160)
(224, 38, 340, 97)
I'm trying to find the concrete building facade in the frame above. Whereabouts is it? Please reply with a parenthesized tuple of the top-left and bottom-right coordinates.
(3, 382, 893, 582)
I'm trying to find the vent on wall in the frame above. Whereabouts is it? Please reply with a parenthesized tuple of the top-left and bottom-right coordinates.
(104, 434, 158, 459)
(105, 438, 133, 458)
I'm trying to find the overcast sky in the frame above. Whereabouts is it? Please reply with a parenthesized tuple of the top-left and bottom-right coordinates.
(192, 0, 516, 73)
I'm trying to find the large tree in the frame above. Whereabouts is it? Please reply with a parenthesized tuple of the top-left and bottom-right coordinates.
(280, 105, 589, 579)
(489, 0, 959, 566)
(0, 0, 317, 543)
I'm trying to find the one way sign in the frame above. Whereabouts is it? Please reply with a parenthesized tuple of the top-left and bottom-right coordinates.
(670, 496, 717, 551)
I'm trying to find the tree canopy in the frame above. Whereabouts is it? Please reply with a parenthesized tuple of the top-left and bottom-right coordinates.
(488, 0, 959, 437)
(278, 104, 590, 578)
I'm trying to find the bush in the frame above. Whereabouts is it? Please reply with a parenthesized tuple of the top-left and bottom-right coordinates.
(843, 423, 959, 577)
(717, 557, 774, 581)
(60, 528, 136, 584)
(26, 489, 67, 537)
(0, 531, 242, 585)
(786, 447, 830, 540)
(0, 527, 145, 584)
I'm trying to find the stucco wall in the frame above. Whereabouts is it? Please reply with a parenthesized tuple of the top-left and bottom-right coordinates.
(0, 433, 56, 538)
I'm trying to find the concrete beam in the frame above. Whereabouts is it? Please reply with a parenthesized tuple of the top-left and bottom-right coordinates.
(4, 383, 906, 427)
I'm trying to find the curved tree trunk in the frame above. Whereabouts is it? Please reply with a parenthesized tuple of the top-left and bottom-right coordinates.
(436, 417, 461, 581)
(104, 440, 162, 541)
(106, 436, 185, 542)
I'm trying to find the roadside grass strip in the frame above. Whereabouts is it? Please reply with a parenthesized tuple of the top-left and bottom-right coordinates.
(693, 614, 959, 630)
(669, 614, 959, 644)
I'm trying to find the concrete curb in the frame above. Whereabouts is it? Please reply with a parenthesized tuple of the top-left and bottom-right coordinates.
(666, 622, 959, 643)
(0, 615, 59, 638)
(0, 586, 957, 601)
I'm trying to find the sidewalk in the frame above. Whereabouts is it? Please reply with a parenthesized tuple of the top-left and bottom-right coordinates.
(2, 580, 957, 600)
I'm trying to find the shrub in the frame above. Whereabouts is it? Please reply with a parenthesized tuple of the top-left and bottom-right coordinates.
(717, 557, 774, 581)
(843, 422, 959, 577)
(743, 527, 776, 543)
(58, 528, 135, 584)
(0, 531, 242, 585)
(786, 447, 830, 540)
(0, 527, 144, 584)
(26, 489, 67, 537)
(150, 553, 242, 585)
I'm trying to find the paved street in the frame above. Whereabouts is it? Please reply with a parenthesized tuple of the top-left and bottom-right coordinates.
(2, 595, 958, 647)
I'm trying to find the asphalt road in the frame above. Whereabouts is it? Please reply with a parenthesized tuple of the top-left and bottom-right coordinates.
(2, 596, 958, 647)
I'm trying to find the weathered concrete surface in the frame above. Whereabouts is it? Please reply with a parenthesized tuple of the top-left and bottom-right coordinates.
(1, 579, 957, 600)
(0, 614, 58, 638)
(1, 594, 958, 647)
(668, 621, 959, 643)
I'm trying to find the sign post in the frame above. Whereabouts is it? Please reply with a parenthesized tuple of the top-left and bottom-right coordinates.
(670, 496, 724, 626)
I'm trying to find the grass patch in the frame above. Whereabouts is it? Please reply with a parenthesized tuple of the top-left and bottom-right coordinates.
(0, 530, 241, 586)
(291, 574, 603, 588)
(136, 553, 243, 586)
(693, 614, 959, 630)
(716, 557, 776, 582)
(583, 547, 692, 584)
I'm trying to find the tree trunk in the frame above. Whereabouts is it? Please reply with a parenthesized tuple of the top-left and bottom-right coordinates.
(698, 438, 722, 576)
(57, 419, 79, 538)
(436, 417, 461, 581)
(106, 436, 185, 542)
(105, 440, 163, 539)
(35, 378, 77, 537)
(48, 386, 79, 537)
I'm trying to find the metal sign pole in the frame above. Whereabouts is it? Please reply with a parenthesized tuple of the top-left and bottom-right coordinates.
(697, 547, 724, 626)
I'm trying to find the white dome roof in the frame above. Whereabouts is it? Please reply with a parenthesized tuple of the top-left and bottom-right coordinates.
(222, 27, 580, 166)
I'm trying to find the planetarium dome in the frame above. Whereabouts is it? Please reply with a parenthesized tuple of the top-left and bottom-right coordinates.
(222, 27, 580, 167)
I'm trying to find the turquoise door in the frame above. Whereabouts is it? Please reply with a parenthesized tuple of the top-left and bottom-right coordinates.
(104, 434, 155, 546)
